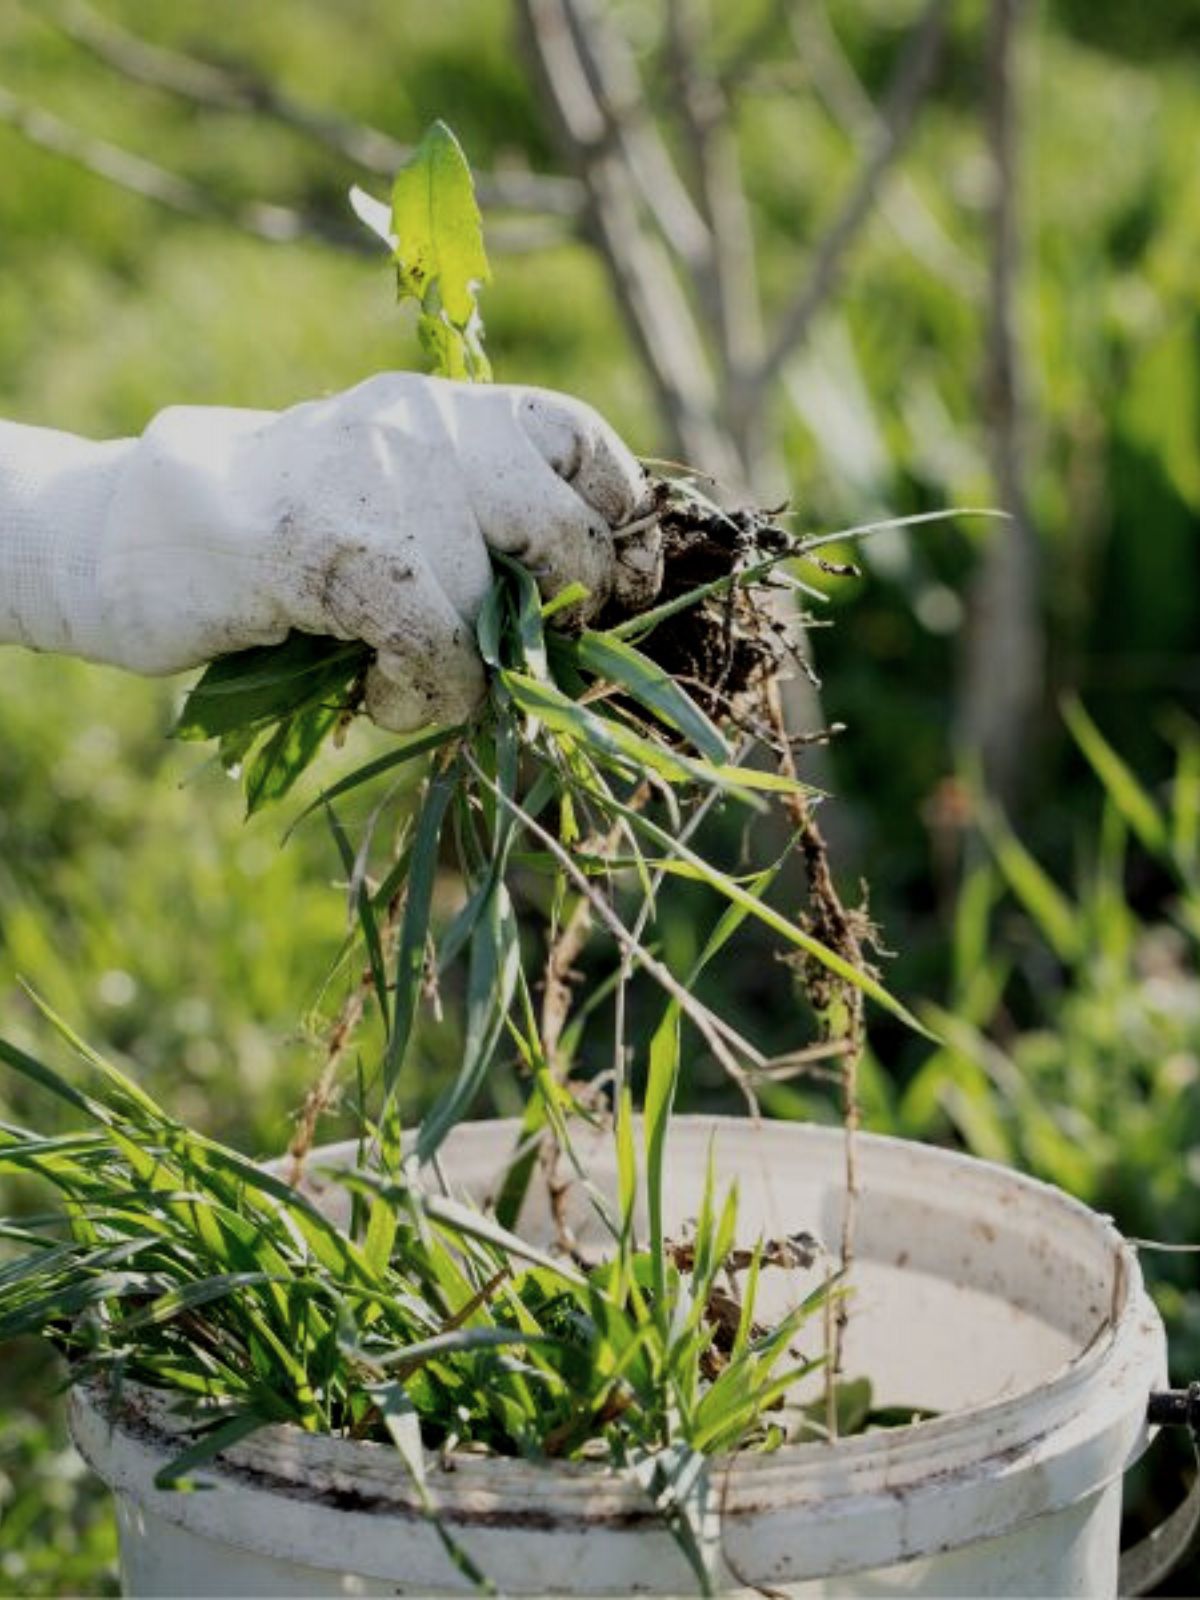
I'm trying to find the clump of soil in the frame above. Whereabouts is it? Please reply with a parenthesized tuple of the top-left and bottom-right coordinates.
(601, 475, 798, 716)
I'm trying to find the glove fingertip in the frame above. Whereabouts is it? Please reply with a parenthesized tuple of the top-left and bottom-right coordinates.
(611, 523, 665, 613)
(364, 652, 483, 734)
(516, 388, 647, 529)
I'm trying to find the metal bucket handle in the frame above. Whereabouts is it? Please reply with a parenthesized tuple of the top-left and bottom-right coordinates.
(1120, 1386, 1200, 1596)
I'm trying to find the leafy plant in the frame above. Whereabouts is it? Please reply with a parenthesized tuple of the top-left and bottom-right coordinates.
(891, 706, 1200, 1237)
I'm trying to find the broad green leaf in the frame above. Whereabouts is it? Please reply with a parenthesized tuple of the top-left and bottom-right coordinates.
(174, 634, 364, 740)
(383, 764, 458, 1099)
(391, 121, 491, 381)
(245, 701, 343, 816)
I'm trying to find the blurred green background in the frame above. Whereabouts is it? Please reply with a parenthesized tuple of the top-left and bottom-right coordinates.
(0, 0, 1198, 1591)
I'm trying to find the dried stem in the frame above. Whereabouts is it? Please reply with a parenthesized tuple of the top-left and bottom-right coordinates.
(763, 676, 866, 1435)
(467, 754, 764, 1088)
(286, 878, 405, 1187)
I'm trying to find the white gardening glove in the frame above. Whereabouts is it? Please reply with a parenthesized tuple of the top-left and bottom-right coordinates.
(0, 373, 662, 731)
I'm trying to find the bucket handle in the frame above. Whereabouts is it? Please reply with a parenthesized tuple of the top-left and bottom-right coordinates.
(1119, 1387, 1200, 1597)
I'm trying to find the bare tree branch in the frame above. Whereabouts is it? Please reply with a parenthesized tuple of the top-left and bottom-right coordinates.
(753, 0, 950, 397)
(790, 0, 983, 301)
(517, 0, 831, 758)
(35, 0, 585, 218)
(957, 0, 1042, 805)
(0, 82, 361, 249)
(0, 82, 567, 256)
(515, 0, 742, 485)
(714, 0, 793, 94)
(663, 0, 770, 479)
(557, 0, 713, 275)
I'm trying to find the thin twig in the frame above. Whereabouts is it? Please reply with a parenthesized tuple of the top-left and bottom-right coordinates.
(562, 0, 712, 272)
(789, 0, 983, 299)
(35, 0, 584, 217)
(763, 677, 866, 1433)
(754, 0, 951, 395)
(0, 81, 565, 258)
(465, 752, 763, 1092)
(957, 0, 1041, 806)
(663, 0, 766, 471)
(748, 1038, 856, 1085)
(0, 82, 355, 248)
(515, 0, 741, 485)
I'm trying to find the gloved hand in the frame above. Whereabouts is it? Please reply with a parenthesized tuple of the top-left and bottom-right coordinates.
(0, 374, 662, 731)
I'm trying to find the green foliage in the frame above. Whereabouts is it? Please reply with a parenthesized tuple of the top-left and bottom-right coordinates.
(1, 372, 927, 1593)
(0, 1372, 118, 1598)
(299, 540, 920, 1170)
(172, 636, 366, 744)
(388, 121, 492, 381)
(0, 2, 1196, 1589)
(888, 718, 1200, 1373)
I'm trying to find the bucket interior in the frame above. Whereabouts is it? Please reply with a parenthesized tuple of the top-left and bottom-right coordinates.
(300, 1118, 1126, 1420)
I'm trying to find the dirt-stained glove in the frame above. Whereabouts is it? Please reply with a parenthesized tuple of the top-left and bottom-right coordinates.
(0, 374, 662, 731)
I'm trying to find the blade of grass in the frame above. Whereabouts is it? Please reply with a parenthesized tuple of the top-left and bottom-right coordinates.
(1063, 695, 1169, 860)
(383, 763, 458, 1102)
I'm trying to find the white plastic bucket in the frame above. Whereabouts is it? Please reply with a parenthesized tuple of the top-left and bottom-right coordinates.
(69, 1117, 1167, 1596)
